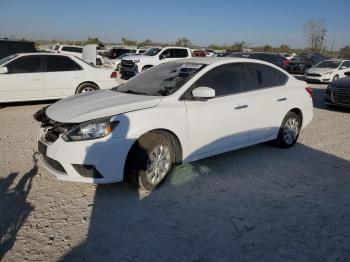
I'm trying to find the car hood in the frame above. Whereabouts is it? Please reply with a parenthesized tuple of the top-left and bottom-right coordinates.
(332, 76, 350, 89)
(46, 90, 161, 123)
(307, 67, 336, 74)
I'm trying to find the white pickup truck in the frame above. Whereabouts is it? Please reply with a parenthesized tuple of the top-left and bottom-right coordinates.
(119, 46, 191, 78)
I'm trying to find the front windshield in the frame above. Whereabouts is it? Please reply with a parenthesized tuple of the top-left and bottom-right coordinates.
(117, 53, 131, 59)
(0, 54, 17, 66)
(114, 62, 206, 96)
(316, 61, 341, 69)
(143, 48, 162, 56)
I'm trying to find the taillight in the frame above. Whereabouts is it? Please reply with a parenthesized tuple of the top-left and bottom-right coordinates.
(305, 87, 313, 97)
(110, 71, 117, 78)
(283, 59, 289, 65)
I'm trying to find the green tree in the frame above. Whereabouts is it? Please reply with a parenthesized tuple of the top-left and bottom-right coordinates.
(121, 37, 138, 46)
(85, 37, 101, 45)
(175, 37, 192, 47)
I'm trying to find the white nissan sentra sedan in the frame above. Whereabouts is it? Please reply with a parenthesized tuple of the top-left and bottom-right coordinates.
(34, 57, 313, 191)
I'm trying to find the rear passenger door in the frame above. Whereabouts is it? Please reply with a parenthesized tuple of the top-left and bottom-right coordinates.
(244, 63, 290, 141)
(43, 55, 84, 98)
(0, 55, 45, 101)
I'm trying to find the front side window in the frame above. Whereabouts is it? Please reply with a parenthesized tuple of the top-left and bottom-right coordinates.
(46, 56, 82, 72)
(0, 54, 18, 66)
(190, 63, 246, 97)
(245, 63, 287, 90)
(143, 48, 162, 56)
(6, 55, 42, 74)
(115, 62, 206, 96)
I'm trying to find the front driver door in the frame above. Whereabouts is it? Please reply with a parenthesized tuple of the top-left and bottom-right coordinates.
(0, 55, 44, 102)
(183, 63, 250, 161)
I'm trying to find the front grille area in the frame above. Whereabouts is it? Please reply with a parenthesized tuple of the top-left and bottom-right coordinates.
(43, 155, 66, 173)
(332, 88, 350, 106)
(72, 164, 103, 178)
(121, 60, 135, 68)
(307, 73, 322, 77)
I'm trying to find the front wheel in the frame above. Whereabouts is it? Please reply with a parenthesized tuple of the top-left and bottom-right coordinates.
(126, 132, 173, 191)
(332, 75, 339, 82)
(76, 83, 98, 94)
(275, 112, 302, 148)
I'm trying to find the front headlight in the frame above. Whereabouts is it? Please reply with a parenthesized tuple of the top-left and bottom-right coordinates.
(133, 59, 140, 63)
(323, 71, 334, 75)
(63, 118, 119, 142)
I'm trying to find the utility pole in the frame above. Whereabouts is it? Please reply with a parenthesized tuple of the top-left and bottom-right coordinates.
(320, 29, 327, 53)
(330, 34, 335, 53)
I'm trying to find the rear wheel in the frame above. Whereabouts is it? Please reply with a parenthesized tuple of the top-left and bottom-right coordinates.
(275, 112, 302, 148)
(76, 83, 98, 94)
(125, 132, 173, 191)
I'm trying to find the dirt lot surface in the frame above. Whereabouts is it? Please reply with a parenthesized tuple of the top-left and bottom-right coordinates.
(1, 84, 350, 262)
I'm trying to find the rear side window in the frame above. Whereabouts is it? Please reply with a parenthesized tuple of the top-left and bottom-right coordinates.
(191, 63, 246, 97)
(46, 56, 82, 72)
(6, 55, 43, 74)
(174, 49, 189, 58)
(245, 63, 287, 90)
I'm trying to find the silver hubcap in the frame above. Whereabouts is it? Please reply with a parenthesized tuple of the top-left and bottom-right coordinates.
(283, 118, 299, 145)
(146, 145, 171, 185)
(81, 87, 95, 93)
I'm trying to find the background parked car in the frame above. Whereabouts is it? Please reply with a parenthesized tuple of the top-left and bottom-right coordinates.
(229, 52, 289, 69)
(0, 53, 119, 103)
(192, 50, 207, 57)
(286, 53, 327, 75)
(324, 71, 350, 107)
(0, 39, 36, 59)
(280, 53, 294, 60)
(119, 46, 191, 78)
(54, 45, 104, 65)
(304, 60, 350, 83)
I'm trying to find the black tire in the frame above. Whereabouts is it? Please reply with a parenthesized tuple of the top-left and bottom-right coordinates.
(275, 111, 302, 148)
(142, 65, 153, 71)
(96, 58, 102, 66)
(125, 131, 173, 191)
(332, 75, 339, 82)
(75, 83, 98, 94)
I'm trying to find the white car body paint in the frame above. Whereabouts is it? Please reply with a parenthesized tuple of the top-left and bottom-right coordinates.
(36, 57, 313, 184)
(0, 53, 121, 103)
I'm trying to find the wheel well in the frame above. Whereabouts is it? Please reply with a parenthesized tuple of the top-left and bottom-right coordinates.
(76, 81, 100, 93)
(142, 65, 153, 70)
(289, 108, 303, 124)
(123, 129, 183, 180)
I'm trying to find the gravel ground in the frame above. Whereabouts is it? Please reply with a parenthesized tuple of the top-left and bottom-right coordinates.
(1, 84, 350, 262)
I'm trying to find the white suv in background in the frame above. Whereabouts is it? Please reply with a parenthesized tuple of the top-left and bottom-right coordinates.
(0, 53, 120, 103)
(119, 47, 191, 78)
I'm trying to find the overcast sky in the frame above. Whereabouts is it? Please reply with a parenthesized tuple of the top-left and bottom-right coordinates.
(1, 0, 349, 50)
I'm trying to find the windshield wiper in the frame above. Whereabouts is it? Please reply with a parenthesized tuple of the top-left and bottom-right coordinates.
(123, 90, 148, 95)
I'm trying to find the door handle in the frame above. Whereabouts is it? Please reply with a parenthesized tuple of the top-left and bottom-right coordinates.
(234, 105, 248, 110)
(277, 98, 287, 102)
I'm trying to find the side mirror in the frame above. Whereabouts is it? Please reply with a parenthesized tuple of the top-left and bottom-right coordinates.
(340, 66, 347, 70)
(345, 71, 350, 77)
(159, 54, 165, 60)
(0, 67, 8, 74)
(192, 86, 215, 100)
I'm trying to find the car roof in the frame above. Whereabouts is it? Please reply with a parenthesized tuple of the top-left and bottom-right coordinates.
(174, 57, 271, 65)
(14, 52, 77, 58)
